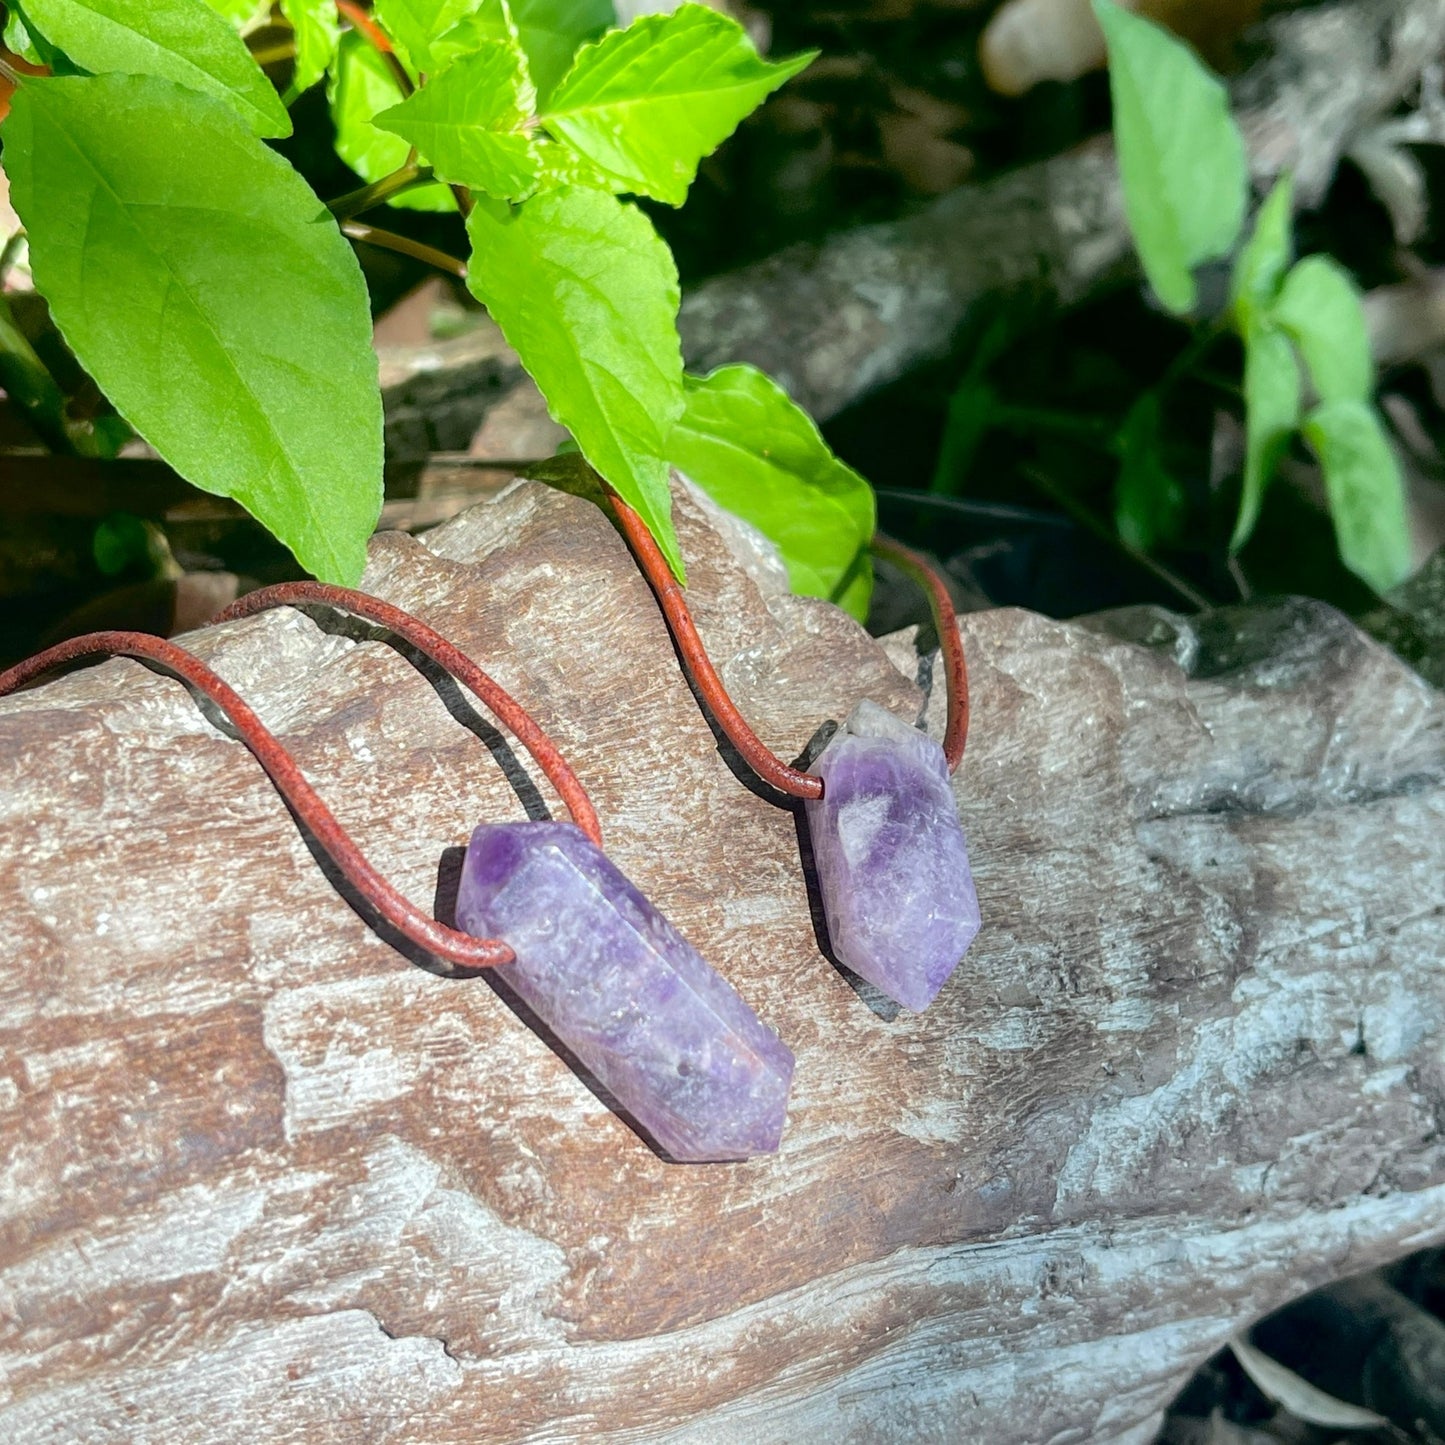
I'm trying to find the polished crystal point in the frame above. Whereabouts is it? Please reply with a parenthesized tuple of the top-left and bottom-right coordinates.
(456, 822, 793, 1161)
(806, 700, 980, 1012)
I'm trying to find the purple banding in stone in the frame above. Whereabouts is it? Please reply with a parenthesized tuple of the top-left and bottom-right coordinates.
(805, 700, 980, 1012)
(457, 821, 794, 1162)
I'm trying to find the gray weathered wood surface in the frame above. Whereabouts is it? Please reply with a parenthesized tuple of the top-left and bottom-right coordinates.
(1, 480, 1443, 1442)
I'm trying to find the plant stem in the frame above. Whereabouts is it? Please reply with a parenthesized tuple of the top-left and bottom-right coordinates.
(328, 163, 434, 220)
(249, 41, 296, 67)
(874, 488, 1071, 529)
(0, 291, 73, 453)
(0, 228, 24, 284)
(992, 404, 1115, 443)
(340, 222, 466, 278)
(428, 453, 549, 470)
(1227, 554, 1253, 601)
(1019, 464, 1214, 612)
(335, 0, 412, 97)
(1192, 368, 1242, 400)
(1157, 322, 1225, 397)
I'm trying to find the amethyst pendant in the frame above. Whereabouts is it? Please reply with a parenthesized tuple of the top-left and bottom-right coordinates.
(457, 822, 793, 1161)
(805, 701, 980, 1012)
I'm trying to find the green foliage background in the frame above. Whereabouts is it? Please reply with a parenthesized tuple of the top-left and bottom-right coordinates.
(0, 0, 878, 617)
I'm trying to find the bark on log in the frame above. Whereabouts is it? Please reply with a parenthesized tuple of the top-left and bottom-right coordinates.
(1, 481, 1443, 1443)
(379, 0, 1445, 468)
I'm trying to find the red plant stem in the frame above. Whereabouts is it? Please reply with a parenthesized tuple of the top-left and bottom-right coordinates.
(868, 533, 970, 771)
(606, 487, 970, 797)
(213, 582, 601, 848)
(335, 0, 412, 96)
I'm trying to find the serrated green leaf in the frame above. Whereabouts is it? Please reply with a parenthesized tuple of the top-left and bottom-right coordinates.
(327, 32, 456, 211)
(1233, 321, 1300, 551)
(498, 0, 613, 102)
(281, 0, 340, 95)
(667, 365, 876, 619)
(1231, 173, 1293, 327)
(202, 0, 271, 35)
(1274, 254, 1372, 404)
(531, 134, 608, 189)
(446, 0, 614, 102)
(372, 0, 481, 73)
(1114, 393, 1184, 551)
(541, 4, 813, 206)
(1094, 0, 1247, 314)
(465, 186, 685, 574)
(21, 0, 291, 137)
(4, 72, 382, 583)
(375, 41, 540, 199)
(1302, 398, 1411, 594)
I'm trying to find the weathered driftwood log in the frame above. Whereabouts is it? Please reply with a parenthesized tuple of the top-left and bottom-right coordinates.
(380, 0, 1445, 465)
(1, 481, 1443, 1443)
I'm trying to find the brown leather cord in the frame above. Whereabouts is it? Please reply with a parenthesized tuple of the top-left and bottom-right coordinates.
(605, 485, 970, 799)
(0, 605, 603, 969)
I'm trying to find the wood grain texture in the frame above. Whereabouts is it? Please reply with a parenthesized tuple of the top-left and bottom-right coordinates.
(1, 480, 1443, 1443)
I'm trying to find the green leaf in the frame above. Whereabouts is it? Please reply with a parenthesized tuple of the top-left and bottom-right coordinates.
(280, 0, 340, 96)
(1301, 399, 1411, 594)
(1093, 0, 1247, 314)
(1113, 393, 1185, 551)
(372, 0, 481, 73)
(667, 365, 876, 619)
(4, 5, 45, 62)
(375, 41, 540, 200)
(327, 32, 456, 211)
(4, 72, 383, 583)
(496, 0, 613, 101)
(1231, 173, 1293, 328)
(0, 290, 70, 451)
(465, 186, 686, 574)
(531, 134, 608, 189)
(202, 0, 271, 34)
(447, 0, 614, 102)
(92, 512, 167, 576)
(541, 4, 813, 206)
(1273, 254, 1372, 404)
(6, 1, 77, 69)
(1232, 321, 1300, 551)
(931, 377, 996, 495)
(20, 0, 291, 137)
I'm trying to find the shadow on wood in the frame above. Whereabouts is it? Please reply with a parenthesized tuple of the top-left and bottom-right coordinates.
(0, 480, 1442, 1442)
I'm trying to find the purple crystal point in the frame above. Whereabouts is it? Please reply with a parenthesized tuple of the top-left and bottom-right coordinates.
(806, 700, 980, 1012)
(456, 822, 793, 1161)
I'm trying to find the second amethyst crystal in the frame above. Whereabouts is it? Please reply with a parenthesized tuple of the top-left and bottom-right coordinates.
(805, 700, 980, 1011)
(456, 821, 793, 1162)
